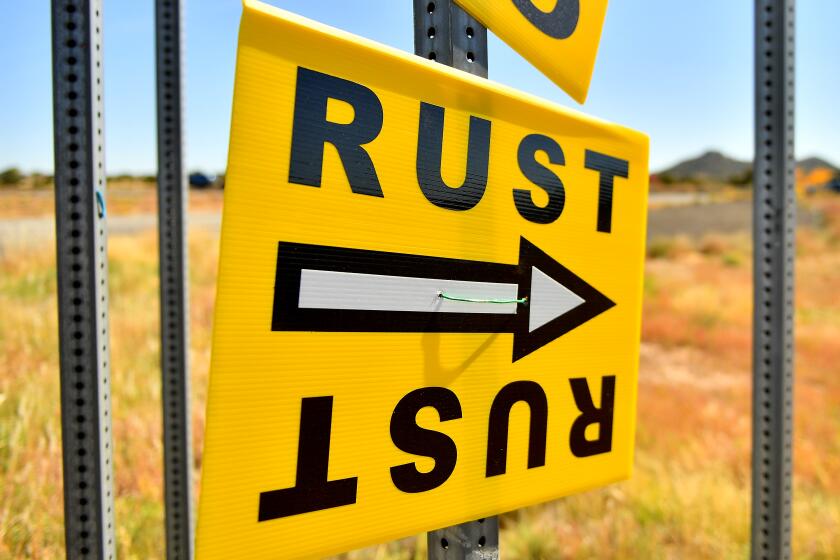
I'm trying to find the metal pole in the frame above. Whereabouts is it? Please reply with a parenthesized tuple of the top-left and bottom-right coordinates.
(413, 2, 497, 558)
(51, 1, 116, 558)
(155, 1, 194, 558)
(414, 0, 488, 77)
(752, 1, 795, 559)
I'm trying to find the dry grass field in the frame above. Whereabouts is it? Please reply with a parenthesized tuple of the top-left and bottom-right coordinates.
(1, 194, 839, 558)
(0, 182, 223, 219)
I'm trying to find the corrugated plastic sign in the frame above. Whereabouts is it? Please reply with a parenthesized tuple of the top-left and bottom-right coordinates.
(197, 2, 648, 558)
(454, 0, 608, 103)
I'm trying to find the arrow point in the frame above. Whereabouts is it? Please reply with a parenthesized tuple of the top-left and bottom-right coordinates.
(513, 238, 615, 362)
(529, 266, 585, 332)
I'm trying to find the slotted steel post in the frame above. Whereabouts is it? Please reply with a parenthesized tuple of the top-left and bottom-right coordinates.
(413, 1, 497, 558)
(51, 1, 117, 558)
(752, 1, 795, 559)
(156, 1, 194, 558)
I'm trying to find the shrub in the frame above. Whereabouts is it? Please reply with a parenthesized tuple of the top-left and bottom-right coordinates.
(30, 173, 53, 189)
(0, 167, 23, 186)
(698, 234, 728, 256)
(647, 236, 693, 260)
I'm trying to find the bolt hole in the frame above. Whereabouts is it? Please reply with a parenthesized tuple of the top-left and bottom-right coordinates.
(428, 51, 437, 60)
(466, 26, 474, 38)
(440, 538, 449, 550)
(467, 51, 475, 63)
(427, 27, 435, 39)
(427, 2, 435, 14)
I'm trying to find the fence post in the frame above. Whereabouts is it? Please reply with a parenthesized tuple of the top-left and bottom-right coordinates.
(51, 1, 117, 558)
(413, 1, 498, 558)
(752, 1, 795, 559)
(155, 0, 194, 558)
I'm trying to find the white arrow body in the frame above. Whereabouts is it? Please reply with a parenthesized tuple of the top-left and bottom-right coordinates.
(298, 267, 585, 331)
(299, 269, 519, 315)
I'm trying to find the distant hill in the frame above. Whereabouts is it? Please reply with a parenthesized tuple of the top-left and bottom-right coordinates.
(658, 151, 751, 183)
(798, 157, 838, 174)
(657, 151, 838, 184)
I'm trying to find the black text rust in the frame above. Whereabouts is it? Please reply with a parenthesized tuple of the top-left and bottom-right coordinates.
(289, 67, 629, 232)
(258, 376, 616, 521)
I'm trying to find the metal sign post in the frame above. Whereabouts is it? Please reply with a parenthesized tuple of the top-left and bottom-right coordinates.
(155, 1, 194, 559)
(752, 1, 795, 559)
(413, 2, 498, 558)
(51, 1, 117, 558)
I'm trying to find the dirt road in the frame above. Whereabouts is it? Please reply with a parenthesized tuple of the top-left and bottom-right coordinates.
(647, 200, 751, 239)
(0, 212, 221, 255)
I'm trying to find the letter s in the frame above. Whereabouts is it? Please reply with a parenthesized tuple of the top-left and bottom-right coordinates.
(512, 0, 580, 40)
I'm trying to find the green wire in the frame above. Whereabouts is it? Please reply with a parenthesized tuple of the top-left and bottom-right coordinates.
(438, 291, 527, 305)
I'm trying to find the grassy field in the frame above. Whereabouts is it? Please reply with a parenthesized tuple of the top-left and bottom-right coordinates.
(0, 182, 223, 219)
(1, 197, 840, 558)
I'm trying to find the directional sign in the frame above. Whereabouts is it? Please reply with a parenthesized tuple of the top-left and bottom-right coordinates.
(453, 0, 608, 103)
(196, 2, 648, 559)
(272, 239, 615, 362)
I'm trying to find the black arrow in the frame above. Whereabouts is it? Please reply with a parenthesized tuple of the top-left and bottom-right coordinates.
(271, 237, 614, 361)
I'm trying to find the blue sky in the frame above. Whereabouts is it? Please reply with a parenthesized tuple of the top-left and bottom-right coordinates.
(1, 1, 837, 174)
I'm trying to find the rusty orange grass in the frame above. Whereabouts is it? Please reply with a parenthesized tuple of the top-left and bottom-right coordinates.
(1, 199, 839, 558)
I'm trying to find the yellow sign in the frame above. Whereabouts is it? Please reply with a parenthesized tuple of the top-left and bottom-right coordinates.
(196, 2, 648, 559)
(453, 0, 608, 103)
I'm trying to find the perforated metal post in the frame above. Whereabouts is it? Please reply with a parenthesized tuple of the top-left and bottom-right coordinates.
(51, 1, 117, 558)
(413, 1, 497, 558)
(414, 0, 488, 78)
(156, 1, 194, 558)
(752, 1, 795, 559)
